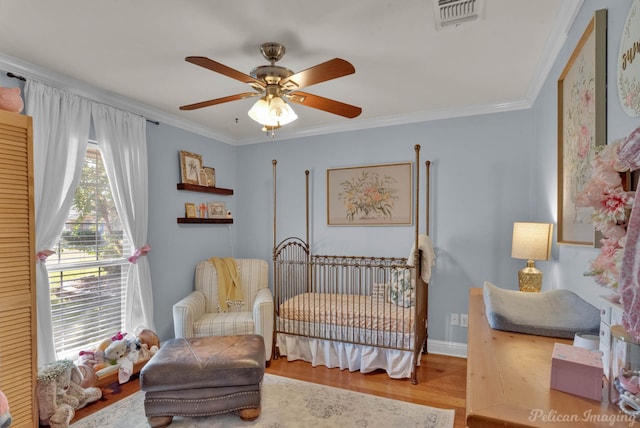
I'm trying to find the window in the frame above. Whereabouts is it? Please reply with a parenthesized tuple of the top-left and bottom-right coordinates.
(46, 143, 131, 358)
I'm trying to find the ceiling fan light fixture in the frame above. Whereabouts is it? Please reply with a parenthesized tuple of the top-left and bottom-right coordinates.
(248, 97, 270, 124)
(268, 96, 297, 125)
(248, 95, 297, 127)
(182, 43, 360, 134)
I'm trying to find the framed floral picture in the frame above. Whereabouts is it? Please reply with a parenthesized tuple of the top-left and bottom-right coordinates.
(557, 9, 607, 246)
(327, 162, 412, 226)
(179, 150, 202, 185)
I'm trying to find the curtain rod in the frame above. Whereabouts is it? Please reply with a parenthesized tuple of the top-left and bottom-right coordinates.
(6, 71, 160, 125)
(7, 71, 25, 81)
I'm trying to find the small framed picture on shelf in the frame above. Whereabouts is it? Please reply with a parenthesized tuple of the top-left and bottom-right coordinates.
(185, 203, 197, 218)
(197, 169, 209, 186)
(208, 201, 226, 218)
(179, 150, 202, 185)
(203, 166, 216, 187)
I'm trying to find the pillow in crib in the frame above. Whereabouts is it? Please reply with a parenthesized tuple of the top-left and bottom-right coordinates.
(482, 281, 600, 338)
(388, 270, 415, 307)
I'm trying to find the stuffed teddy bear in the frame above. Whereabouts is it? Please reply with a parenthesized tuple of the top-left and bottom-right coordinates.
(0, 390, 11, 428)
(36, 359, 102, 428)
(0, 86, 23, 113)
(104, 339, 128, 365)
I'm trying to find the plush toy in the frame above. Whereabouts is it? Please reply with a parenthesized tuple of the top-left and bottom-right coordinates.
(111, 331, 127, 342)
(74, 363, 98, 389)
(137, 329, 160, 349)
(74, 330, 161, 388)
(0, 390, 11, 428)
(36, 360, 101, 428)
(67, 365, 101, 409)
(0, 87, 23, 113)
(104, 339, 127, 364)
(75, 349, 106, 388)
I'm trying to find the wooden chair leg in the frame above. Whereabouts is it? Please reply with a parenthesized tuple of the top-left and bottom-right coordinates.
(147, 415, 173, 428)
(237, 406, 261, 421)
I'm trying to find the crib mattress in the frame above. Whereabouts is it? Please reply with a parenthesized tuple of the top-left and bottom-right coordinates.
(279, 292, 414, 334)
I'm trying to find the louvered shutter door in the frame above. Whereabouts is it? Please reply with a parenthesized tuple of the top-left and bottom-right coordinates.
(0, 109, 37, 427)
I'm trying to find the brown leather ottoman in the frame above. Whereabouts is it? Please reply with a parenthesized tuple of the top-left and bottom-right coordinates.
(139, 335, 265, 428)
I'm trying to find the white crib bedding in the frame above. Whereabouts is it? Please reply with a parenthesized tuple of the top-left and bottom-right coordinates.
(276, 291, 419, 379)
(279, 292, 415, 334)
(276, 333, 417, 379)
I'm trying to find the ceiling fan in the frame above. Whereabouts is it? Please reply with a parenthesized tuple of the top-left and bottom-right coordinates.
(179, 42, 362, 131)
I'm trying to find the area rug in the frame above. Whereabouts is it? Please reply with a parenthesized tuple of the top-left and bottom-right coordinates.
(71, 374, 455, 428)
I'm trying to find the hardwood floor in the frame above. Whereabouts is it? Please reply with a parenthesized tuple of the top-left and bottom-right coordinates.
(72, 353, 468, 428)
(267, 353, 467, 428)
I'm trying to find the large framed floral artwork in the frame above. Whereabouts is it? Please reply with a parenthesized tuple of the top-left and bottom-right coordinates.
(557, 9, 607, 246)
(327, 162, 412, 226)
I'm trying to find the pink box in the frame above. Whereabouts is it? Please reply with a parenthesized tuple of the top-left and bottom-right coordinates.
(550, 343, 603, 401)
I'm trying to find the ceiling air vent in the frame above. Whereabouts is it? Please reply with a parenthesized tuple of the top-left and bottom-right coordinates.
(433, 0, 484, 29)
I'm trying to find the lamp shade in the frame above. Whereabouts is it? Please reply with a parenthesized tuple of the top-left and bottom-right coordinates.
(511, 222, 553, 261)
(247, 98, 270, 125)
(248, 95, 297, 127)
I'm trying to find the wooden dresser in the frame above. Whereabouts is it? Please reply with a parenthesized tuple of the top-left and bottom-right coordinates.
(466, 288, 622, 427)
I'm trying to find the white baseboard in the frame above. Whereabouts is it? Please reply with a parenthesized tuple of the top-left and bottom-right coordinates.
(426, 339, 467, 358)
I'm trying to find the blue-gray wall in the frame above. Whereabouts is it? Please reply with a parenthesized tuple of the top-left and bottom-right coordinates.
(2, 0, 637, 350)
(234, 111, 536, 346)
(146, 123, 238, 339)
(534, 0, 639, 308)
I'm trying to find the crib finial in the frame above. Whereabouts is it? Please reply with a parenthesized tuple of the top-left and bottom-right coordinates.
(305, 170, 310, 246)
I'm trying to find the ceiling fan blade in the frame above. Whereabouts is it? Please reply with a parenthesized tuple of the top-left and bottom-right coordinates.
(179, 92, 260, 111)
(287, 91, 362, 118)
(185, 56, 265, 89)
(280, 58, 355, 90)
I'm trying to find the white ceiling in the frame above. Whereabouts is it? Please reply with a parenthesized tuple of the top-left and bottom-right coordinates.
(0, 0, 581, 145)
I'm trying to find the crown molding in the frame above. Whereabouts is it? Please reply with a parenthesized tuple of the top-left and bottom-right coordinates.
(0, 0, 583, 149)
(0, 50, 550, 147)
(524, 0, 583, 103)
(237, 98, 532, 145)
(0, 52, 235, 144)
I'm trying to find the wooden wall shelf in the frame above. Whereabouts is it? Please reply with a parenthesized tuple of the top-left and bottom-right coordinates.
(177, 183, 233, 195)
(177, 217, 233, 224)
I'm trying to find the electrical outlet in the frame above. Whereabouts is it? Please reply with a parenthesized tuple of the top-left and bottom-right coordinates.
(460, 313, 468, 328)
(450, 313, 459, 326)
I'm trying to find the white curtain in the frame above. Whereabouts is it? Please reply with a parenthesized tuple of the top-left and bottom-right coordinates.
(92, 103, 155, 334)
(25, 81, 92, 366)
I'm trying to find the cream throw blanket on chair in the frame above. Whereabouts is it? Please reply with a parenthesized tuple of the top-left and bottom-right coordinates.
(407, 234, 436, 283)
(209, 257, 244, 312)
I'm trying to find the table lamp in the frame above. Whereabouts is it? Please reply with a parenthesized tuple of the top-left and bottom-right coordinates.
(511, 222, 553, 292)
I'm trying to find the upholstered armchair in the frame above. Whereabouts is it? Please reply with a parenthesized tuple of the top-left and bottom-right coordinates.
(173, 258, 273, 361)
